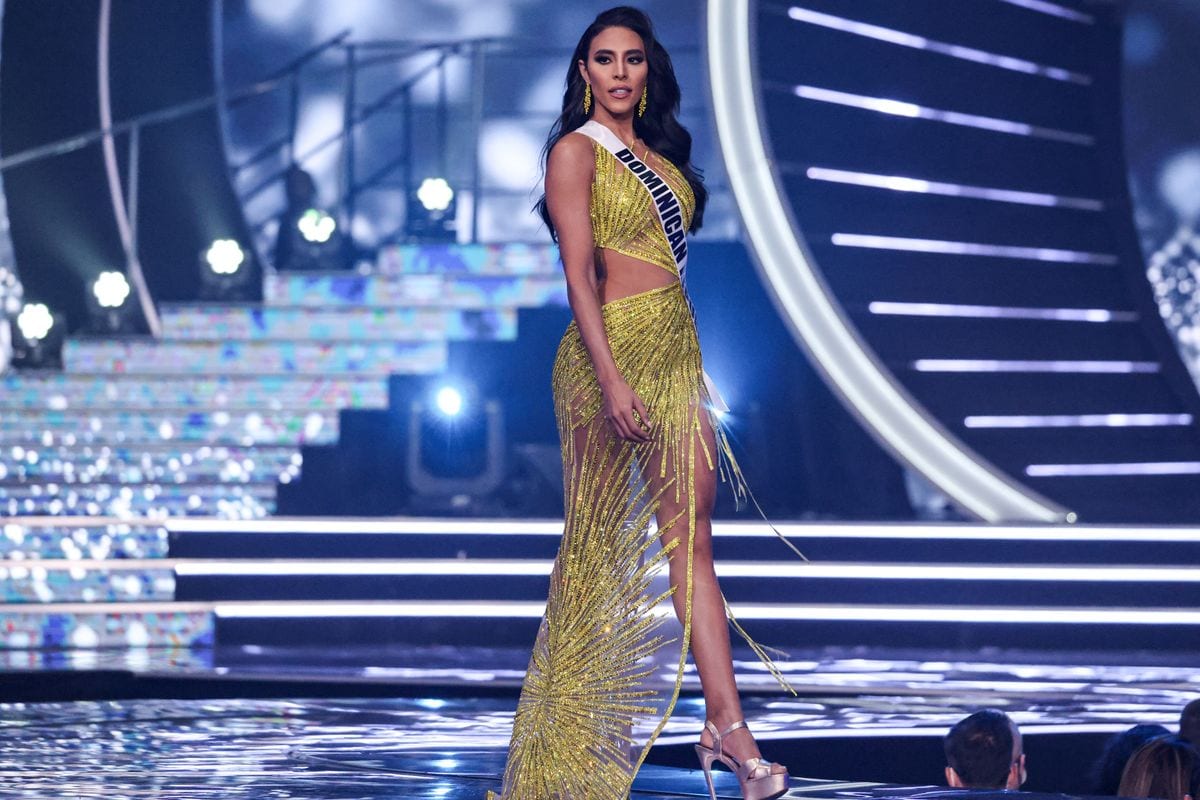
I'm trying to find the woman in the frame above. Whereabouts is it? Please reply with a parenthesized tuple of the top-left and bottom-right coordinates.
(1117, 736, 1199, 800)
(1089, 724, 1170, 796)
(488, 7, 795, 800)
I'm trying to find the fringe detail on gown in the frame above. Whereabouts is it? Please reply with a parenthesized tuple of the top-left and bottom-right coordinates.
(489, 282, 799, 800)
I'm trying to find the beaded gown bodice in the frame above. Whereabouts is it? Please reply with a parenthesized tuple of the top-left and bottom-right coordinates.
(588, 140, 694, 276)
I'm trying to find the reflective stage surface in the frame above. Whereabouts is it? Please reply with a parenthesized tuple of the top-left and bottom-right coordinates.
(1, 647, 1195, 799)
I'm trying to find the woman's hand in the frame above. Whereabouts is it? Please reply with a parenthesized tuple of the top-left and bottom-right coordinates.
(600, 378, 652, 443)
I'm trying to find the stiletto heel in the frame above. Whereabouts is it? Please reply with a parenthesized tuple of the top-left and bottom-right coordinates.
(695, 719, 789, 800)
(695, 742, 719, 800)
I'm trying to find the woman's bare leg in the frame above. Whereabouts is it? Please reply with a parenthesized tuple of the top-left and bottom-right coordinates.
(650, 409, 784, 771)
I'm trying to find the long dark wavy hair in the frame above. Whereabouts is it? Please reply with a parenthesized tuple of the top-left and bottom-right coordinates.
(535, 6, 707, 241)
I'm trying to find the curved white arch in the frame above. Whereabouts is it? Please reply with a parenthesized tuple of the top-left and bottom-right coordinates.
(98, 0, 161, 337)
(705, 0, 1071, 523)
(0, 0, 25, 329)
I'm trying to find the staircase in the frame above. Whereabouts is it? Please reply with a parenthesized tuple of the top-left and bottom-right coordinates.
(0, 518, 212, 650)
(7, 517, 1197, 654)
(3, 241, 1197, 656)
(0, 244, 564, 518)
(168, 519, 1200, 655)
(0, 244, 566, 649)
(9, 520, 1200, 657)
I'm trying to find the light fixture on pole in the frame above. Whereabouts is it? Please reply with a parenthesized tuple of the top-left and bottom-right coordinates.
(10, 302, 65, 369)
(199, 239, 252, 300)
(298, 209, 337, 244)
(86, 270, 139, 333)
(407, 178, 457, 243)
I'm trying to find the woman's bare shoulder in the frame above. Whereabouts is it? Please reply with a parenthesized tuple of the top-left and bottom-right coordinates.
(549, 131, 597, 171)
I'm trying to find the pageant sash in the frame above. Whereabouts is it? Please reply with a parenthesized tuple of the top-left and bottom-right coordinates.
(577, 121, 690, 280)
(576, 120, 729, 413)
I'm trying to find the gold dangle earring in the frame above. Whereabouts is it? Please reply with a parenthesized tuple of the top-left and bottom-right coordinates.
(583, 83, 592, 114)
(638, 85, 647, 117)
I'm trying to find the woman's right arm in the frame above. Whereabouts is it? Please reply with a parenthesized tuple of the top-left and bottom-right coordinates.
(546, 134, 651, 443)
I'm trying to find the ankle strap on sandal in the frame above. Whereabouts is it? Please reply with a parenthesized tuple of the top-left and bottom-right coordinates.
(719, 720, 748, 739)
(705, 719, 750, 753)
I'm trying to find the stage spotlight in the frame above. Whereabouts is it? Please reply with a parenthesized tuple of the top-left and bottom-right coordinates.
(17, 303, 53, 342)
(86, 270, 140, 334)
(11, 302, 65, 369)
(273, 163, 348, 271)
(205, 239, 245, 276)
(408, 178, 457, 243)
(91, 272, 131, 330)
(435, 385, 464, 417)
(275, 209, 344, 271)
(92, 271, 130, 308)
(417, 178, 454, 212)
(406, 381, 505, 514)
(298, 209, 337, 244)
(199, 239, 253, 300)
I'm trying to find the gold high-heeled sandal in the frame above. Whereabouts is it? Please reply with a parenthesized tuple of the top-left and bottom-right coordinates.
(694, 719, 789, 800)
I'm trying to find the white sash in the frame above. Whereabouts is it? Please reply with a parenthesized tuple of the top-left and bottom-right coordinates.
(576, 121, 729, 413)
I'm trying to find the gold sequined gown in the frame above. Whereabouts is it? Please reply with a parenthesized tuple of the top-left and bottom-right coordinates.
(488, 136, 779, 800)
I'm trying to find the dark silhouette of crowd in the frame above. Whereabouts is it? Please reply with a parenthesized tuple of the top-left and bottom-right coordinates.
(943, 700, 1199, 800)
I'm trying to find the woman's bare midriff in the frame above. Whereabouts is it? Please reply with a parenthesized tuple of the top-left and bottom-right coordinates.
(596, 247, 678, 306)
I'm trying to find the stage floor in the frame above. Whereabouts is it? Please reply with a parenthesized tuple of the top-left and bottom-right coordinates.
(1, 646, 1192, 798)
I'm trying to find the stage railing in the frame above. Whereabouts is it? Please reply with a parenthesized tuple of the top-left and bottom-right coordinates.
(0, 32, 706, 336)
(225, 36, 709, 260)
(0, 28, 352, 338)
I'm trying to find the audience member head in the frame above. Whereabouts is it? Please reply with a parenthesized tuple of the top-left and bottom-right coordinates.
(1091, 724, 1171, 795)
(1118, 735, 1199, 800)
(944, 709, 1026, 790)
(1182, 699, 1200, 745)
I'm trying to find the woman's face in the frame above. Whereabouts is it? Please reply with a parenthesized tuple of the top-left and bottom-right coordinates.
(579, 25, 647, 119)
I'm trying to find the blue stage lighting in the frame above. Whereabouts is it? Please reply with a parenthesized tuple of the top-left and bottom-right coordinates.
(11, 302, 65, 369)
(205, 239, 246, 276)
(298, 209, 337, 244)
(407, 379, 506, 513)
(408, 178, 457, 243)
(417, 178, 454, 212)
(199, 239, 253, 300)
(435, 386, 464, 417)
(16, 303, 54, 342)
(87, 271, 140, 334)
(91, 271, 130, 309)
